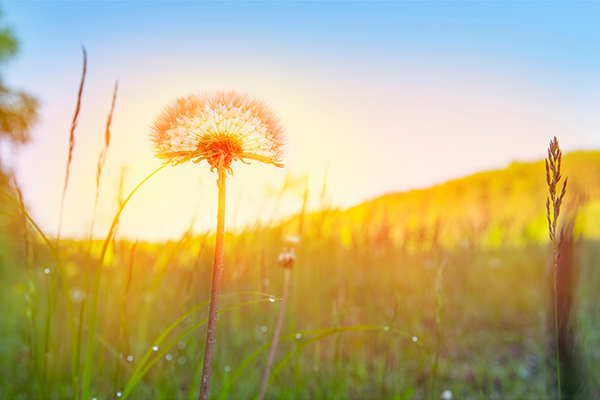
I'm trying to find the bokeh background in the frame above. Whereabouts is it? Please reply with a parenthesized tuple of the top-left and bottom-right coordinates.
(0, 2, 599, 400)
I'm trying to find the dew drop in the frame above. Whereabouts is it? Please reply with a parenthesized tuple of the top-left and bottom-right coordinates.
(165, 354, 172, 361)
(44, 268, 50, 274)
(152, 346, 159, 352)
(224, 366, 231, 372)
(295, 333, 302, 339)
(127, 355, 133, 362)
(261, 326, 268, 333)
(269, 296, 275, 303)
(262, 278, 269, 286)
(178, 356, 186, 365)
(412, 337, 418, 342)
(177, 341, 186, 350)
(116, 392, 122, 398)
(384, 326, 389, 332)
(441, 389, 453, 400)
(312, 365, 319, 372)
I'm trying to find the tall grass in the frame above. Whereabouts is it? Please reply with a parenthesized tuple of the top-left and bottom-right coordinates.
(5, 176, 598, 398)
(57, 47, 86, 242)
(545, 136, 568, 400)
(80, 164, 165, 400)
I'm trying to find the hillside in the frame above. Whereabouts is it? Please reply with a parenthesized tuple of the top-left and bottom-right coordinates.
(285, 150, 600, 249)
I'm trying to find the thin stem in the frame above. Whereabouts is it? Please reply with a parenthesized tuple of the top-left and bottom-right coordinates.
(80, 164, 165, 400)
(553, 244, 561, 400)
(58, 47, 86, 242)
(199, 169, 227, 400)
(258, 268, 291, 400)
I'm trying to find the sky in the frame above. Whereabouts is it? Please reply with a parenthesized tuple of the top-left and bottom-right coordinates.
(1, 1, 599, 241)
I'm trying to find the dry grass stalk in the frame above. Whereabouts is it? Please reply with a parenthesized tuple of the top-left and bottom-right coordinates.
(545, 136, 568, 400)
(57, 47, 86, 241)
(89, 80, 118, 240)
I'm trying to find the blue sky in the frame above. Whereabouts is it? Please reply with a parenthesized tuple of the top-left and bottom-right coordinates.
(2, 1, 599, 240)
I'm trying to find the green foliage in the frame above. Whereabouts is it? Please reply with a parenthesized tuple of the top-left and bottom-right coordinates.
(2, 146, 600, 399)
(2, 209, 599, 398)
(0, 8, 38, 146)
(0, 26, 17, 64)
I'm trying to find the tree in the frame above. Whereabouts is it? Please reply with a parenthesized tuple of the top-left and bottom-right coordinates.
(0, 9, 38, 149)
(0, 8, 38, 259)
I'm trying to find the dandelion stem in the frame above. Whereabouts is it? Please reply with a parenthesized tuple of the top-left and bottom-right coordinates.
(258, 268, 291, 400)
(199, 169, 227, 400)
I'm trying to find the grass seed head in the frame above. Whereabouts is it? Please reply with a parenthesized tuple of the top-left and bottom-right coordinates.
(545, 136, 568, 242)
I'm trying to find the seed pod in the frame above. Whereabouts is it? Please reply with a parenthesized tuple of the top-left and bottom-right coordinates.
(277, 247, 296, 269)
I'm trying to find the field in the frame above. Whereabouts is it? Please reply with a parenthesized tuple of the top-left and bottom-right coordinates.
(1, 152, 599, 400)
(2, 2, 600, 400)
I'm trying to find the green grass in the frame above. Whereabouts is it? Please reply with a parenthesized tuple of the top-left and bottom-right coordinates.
(2, 149, 600, 399)
(1, 209, 599, 399)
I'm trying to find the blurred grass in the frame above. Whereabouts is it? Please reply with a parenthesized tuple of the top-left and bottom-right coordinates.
(1, 152, 600, 399)
(1, 226, 599, 398)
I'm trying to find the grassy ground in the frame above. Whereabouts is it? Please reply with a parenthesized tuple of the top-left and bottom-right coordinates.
(0, 214, 598, 399)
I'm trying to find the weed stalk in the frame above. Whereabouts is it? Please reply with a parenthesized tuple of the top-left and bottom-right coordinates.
(258, 248, 295, 400)
(545, 136, 568, 400)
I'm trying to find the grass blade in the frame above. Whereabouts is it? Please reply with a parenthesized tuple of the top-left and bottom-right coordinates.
(0, 185, 77, 396)
(122, 297, 277, 399)
(81, 165, 166, 400)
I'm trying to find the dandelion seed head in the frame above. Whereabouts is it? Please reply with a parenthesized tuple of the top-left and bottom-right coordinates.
(278, 247, 296, 269)
(151, 90, 285, 174)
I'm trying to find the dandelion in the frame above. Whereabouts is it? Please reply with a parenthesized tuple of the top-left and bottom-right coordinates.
(151, 89, 285, 400)
(150, 89, 284, 179)
(277, 247, 296, 269)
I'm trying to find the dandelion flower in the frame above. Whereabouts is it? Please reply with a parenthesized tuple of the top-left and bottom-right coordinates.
(150, 89, 284, 176)
(150, 89, 285, 400)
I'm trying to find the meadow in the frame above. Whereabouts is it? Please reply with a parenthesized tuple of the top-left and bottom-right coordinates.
(2, 2, 600, 399)
(1, 147, 599, 399)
